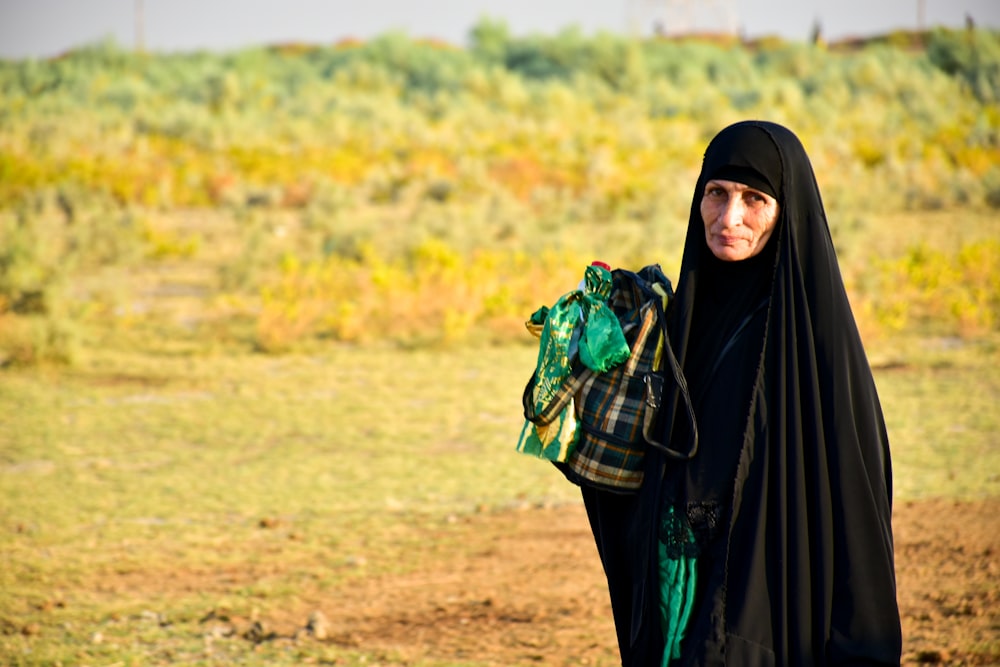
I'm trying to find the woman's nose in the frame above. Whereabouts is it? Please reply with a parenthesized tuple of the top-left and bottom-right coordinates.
(719, 198, 744, 227)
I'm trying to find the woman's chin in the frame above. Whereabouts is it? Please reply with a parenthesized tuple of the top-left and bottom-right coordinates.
(710, 245, 752, 262)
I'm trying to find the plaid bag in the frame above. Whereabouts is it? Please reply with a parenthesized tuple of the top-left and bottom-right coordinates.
(522, 265, 698, 494)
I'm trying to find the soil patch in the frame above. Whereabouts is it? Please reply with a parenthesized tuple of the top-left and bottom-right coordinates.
(74, 498, 999, 665)
(264, 498, 999, 665)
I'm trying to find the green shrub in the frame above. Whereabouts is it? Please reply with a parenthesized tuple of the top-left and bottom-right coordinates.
(0, 313, 77, 367)
(983, 166, 1000, 208)
(927, 28, 1000, 103)
(2, 30, 999, 354)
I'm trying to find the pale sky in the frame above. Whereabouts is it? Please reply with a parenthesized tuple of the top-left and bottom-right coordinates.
(1, 0, 998, 59)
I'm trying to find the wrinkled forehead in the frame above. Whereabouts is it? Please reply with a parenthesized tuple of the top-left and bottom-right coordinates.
(701, 123, 782, 201)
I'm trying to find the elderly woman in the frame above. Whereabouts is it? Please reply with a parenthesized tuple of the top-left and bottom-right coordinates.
(586, 120, 902, 666)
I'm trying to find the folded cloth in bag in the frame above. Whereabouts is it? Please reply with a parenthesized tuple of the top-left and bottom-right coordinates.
(517, 263, 629, 462)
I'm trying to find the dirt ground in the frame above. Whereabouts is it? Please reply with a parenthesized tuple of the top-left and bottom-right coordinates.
(246, 497, 999, 666)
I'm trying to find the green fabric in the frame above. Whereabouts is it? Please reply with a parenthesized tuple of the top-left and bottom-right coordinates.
(658, 506, 698, 665)
(528, 306, 549, 327)
(532, 264, 628, 414)
(516, 264, 629, 463)
(515, 401, 579, 461)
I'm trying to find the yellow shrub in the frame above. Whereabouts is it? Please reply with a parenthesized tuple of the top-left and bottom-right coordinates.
(870, 239, 1000, 338)
(254, 243, 589, 351)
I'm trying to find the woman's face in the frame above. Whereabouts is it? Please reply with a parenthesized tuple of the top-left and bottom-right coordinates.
(700, 179, 780, 262)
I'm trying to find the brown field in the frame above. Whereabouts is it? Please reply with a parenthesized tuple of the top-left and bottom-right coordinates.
(77, 497, 999, 666)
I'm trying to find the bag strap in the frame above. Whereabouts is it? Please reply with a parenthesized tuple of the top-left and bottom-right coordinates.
(643, 293, 699, 461)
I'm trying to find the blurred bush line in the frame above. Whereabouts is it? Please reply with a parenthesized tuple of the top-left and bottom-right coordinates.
(1, 23, 998, 363)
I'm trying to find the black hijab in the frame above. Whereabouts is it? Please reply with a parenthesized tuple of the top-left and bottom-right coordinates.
(680, 123, 782, 412)
(630, 121, 901, 665)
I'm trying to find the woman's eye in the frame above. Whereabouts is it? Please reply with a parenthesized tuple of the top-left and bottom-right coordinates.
(746, 192, 766, 204)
